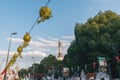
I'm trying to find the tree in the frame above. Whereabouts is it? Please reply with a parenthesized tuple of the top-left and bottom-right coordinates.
(66, 10, 120, 78)
(40, 55, 58, 77)
(18, 68, 28, 79)
(40, 54, 57, 68)
(40, 54, 65, 78)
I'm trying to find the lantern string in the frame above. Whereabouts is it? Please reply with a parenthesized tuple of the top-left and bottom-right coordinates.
(1, 0, 52, 75)
(28, 0, 51, 33)
(45, 0, 51, 6)
(29, 16, 39, 33)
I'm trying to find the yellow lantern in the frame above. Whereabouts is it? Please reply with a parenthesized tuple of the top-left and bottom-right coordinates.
(13, 53, 19, 59)
(38, 6, 52, 23)
(17, 46, 23, 58)
(23, 41, 28, 48)
(6, 62, 12, 70)
(11, 58, 15, 63)
(23, 32, 31, 42)
(17, 46, 23, 53)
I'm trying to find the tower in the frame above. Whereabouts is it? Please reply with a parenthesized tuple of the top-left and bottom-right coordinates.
(57, 40, 63, 61)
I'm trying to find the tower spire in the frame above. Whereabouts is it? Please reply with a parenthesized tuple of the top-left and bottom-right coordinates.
(57, 40, 63, 61)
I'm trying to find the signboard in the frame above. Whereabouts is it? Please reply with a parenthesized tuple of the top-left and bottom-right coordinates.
(98, 57, 107, 66)
(98, 57, 107, 72)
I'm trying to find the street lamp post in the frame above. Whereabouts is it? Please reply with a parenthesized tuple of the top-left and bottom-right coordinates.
(32, 57, 35, 80)
(4, 32, 17, 80)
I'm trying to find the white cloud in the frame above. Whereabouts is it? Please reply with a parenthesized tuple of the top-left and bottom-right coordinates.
(23, 51, 47, 58)
(7, 38, 23, 44)
(61, 36, 75, 40)
(0, 51, 7, 55)
(48, 37, 59, 41)
(4, 36, 74, 57)
(0, 35, 74, 69)
(30, 40, 46, 47)
(37, 37, 55, 44)
(0, 51, 15, 55)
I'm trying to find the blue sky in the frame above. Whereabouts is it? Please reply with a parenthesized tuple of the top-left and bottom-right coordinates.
(0, 0, 120, 72)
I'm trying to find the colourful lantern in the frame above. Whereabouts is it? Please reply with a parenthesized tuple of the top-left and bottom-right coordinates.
(13, 53, 19, 59)
(17, 46, 23, 53)
(6, 61, 13, 70)
(23, 32, 31, 42)
(38, 6, 52, 23)
(17, 46, 23, 58)
(23, 41, 28, 48)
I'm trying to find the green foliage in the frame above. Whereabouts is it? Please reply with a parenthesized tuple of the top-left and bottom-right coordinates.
(40, 54, 57, 68)
(18, 10, 120, 78)
(67, 10, 120, 74)
(18, 68, 28, 78)
(18, 54, 65, 79)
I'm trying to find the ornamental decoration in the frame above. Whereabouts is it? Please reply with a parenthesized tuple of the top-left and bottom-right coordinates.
(1, 0, 52, 74)
(38, 6, 52, 23)
(17, 46, 23, 58)
(23, 32, 31, 42)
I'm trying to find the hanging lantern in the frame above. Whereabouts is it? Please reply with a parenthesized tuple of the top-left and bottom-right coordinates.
(38, 6, 52, 23)
(93, 62, 96, 69)
(17, 46, 23, 58)
(9, 58, 16, 67)
(17, 46, 23, 53)
(115, 56, 119, 63)
(11, 58, 16, 63)
(6, 61, 13, 70)
(23, 32, 31, 42)
(23, 41, 29, 48)
(13, 53, 19, 59)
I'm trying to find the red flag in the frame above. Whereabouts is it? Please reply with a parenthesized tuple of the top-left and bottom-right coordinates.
(1, 68, 6, 75)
